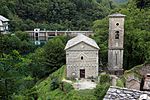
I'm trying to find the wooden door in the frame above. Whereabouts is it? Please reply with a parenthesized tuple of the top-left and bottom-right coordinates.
(80, 69, 85, 78)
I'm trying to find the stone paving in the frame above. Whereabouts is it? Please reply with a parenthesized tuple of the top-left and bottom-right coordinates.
(62, 78, 97, 90)
(73, 79, 97, 90)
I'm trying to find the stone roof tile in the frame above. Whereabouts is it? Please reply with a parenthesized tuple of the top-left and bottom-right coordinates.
(104, 86, 150, 100)
(65, 34, 99, 50)
(109, 13, 126, 18)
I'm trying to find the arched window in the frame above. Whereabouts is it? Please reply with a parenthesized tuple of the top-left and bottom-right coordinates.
(115, 31, 119, 39)
(81, 56, 83, 60)
(116, 23, 119, 26)
(35, 33, 38, 36)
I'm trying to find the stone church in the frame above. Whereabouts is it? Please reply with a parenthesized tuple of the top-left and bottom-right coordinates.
(65, 13, 126, 79)
(65, 34, 99, 79)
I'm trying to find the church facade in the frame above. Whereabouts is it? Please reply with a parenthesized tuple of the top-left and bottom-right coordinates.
(65, 34, 99, 79)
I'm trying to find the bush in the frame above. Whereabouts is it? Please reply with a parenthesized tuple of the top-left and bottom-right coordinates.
(99, 74, 111, 84)
(94, 83, 110, 100)
(60, 82, 74, 93)
(50, 78, 60, 90)
(11, 95, 30, 100)
(64, 90, 97, 100)
(116, 79, 124, 87)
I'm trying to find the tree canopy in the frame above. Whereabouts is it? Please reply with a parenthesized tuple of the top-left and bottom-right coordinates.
(0, 0, 150, 99)
(0, 0, 114, 31)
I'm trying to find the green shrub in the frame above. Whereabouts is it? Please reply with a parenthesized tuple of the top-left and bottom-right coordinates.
(99, 74, 111, 84)
(116, 79, 124, 87)
(61, 82, 74, 93)
(94, 83, 110, 100)
(12, 95, 30, 100)
(50, 78, 60, 90)
(64, 90, 97, 100)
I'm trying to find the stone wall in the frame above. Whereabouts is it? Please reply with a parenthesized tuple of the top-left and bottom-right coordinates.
(108, 17, 125, 49)
(66, 42, 99, 78)
(108, 50, 123, 71)
(126, 79, 140, 90)
(125, 74, 141, 90)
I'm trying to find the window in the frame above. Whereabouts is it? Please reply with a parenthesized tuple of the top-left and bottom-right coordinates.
(115, 31, 119, 39)
(115, 53, 117, 66)
(116, 23, 119, 26)
(36, 37, 38, 41)
(35, 33, 38, 36)
(147, 74, 150, 77)
(81, 56, 83, 60)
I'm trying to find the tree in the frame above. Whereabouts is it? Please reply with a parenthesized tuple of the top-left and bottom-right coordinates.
(25, 36, 67, 80)
(134, 0, 150, 10)
(92, 18, 109, 66)
(15, 31, 29, 41)
(26, 48, 46, 80)
(0, 31, 36, 55)
(0, 50, 32, 99)
(0, 0, 111, 31)
(43, 36, 66, 74)
(92, 3, 150, 69)
(94, 83, 110, 100)
(120, 6, 150, 69)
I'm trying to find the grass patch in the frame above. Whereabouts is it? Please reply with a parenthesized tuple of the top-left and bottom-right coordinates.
(27, 65, 97, 99)
(116, 79, 124, 87)
(27, 65, 66, 99)
(64, 90, 97, 100)
(124, 64, 144, 80)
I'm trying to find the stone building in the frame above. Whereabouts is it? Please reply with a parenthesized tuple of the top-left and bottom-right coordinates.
(0, 15, 9, 34)
(143, 74, 150, 91)
(108, 13, 126, 75)
(65, 34, 99, 79)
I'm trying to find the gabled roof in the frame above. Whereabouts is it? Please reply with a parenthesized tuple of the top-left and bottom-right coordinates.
(109, 13, 126, 18)
(0, 15, 9, 22)
(0, 21, 2, 26)
(104, 86, 150, 100)
(65, 34, 99, 50)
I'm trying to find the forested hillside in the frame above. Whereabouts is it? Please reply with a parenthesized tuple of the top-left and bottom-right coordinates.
(92, 0, 150, 69)
(0, 0, 150, 99)
(0, 0, 116, 31)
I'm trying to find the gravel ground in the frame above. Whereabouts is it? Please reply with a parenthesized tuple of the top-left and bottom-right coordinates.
(62, 78, 97, 90)
(73, 79, 97, 90)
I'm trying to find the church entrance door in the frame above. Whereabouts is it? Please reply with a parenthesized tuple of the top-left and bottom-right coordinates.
(80, 69, 85, 78)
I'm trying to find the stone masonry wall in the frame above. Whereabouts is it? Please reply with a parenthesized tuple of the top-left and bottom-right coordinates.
(66, 42, 99, 78)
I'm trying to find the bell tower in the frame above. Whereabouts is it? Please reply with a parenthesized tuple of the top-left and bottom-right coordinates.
(108, 13, 126, 75)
